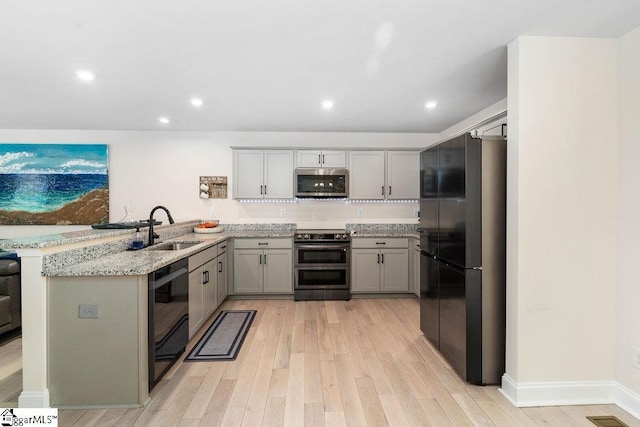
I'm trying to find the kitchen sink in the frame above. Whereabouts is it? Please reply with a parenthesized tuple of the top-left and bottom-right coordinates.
(147, 241, 200, 251)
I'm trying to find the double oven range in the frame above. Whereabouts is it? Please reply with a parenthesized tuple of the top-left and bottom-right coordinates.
(294, 229, 351, 301)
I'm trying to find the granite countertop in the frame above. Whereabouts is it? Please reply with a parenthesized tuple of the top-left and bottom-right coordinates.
(45, 226, 297, 277)
(47, 233, 230, 277)
(346, 223, 418, 239)
(13, 221, 421, 277)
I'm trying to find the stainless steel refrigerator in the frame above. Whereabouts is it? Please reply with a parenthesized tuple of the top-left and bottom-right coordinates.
(419, 133, 506, 385)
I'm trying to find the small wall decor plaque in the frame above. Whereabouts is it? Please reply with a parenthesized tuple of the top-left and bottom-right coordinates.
(199, 176, 227, 199)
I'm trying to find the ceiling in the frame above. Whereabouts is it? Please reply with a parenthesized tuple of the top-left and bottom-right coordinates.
(1, 1, 639, 134)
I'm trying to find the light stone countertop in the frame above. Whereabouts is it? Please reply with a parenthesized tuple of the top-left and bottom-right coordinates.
(8, 221, 420, 277)
(45, 229, 296, 277)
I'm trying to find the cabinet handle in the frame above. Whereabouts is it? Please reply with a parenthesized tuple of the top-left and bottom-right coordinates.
(318, 154, 321, 164)
(375, 242, 386, 245)
(322, 154, 325, 164)
(389, 186, 392, 196)
(259, 254, 262, 264)
(220, 245, 227, 250)
(218, 261, 222, 273)
(260, 185, 263, 195)
(264, 254, 267, 264)
(381, 254, 385, 264)
(258, 242, 269, 246)
(264, 185, 267, 194)
(202, 271, 207, 284)
(377, 253, 380, 264)
(381, 186, 384, 196)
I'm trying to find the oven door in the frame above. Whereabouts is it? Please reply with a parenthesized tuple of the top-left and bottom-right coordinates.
(294, 267, 350, 290)
(294, 244, 349, 266)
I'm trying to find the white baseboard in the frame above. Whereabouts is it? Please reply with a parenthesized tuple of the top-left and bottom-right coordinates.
(614, 382, 640, 421)
(500, 374, 640, 420)
(18, 389, 50, 408)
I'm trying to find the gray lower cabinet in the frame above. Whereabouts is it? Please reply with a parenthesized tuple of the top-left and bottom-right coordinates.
(233, 238, 293, 294)
(351, 238, 409, 293)
(189, 241, 230, 338)
(216, 249, 228, 303)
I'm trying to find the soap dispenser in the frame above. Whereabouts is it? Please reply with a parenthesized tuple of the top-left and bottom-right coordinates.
(131, 227, 144, 250)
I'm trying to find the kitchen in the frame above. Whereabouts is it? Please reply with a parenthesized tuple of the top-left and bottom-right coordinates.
(1, 1, 640, 425)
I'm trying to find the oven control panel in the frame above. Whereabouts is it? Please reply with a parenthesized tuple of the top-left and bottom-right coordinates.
(295, 230, 349, 242)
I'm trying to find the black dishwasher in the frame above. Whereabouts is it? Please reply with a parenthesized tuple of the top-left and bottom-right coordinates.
(148, 258, 189, 390)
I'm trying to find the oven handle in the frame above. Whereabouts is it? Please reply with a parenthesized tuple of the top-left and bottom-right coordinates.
(294, 244, 350, 250)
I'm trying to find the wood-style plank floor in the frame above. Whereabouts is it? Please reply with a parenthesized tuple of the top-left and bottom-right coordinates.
(1, 298, 639, 426)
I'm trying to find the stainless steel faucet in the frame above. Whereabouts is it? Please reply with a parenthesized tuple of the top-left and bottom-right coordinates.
(148, 206, 175, 246)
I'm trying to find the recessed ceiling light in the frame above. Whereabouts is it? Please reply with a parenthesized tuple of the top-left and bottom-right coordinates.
(158, 117, 170, 124)
(76, 70, 96, 82)
(190, 97, 204, 107)
(321, 100, 334, 110)
(425, 101, 438, 110)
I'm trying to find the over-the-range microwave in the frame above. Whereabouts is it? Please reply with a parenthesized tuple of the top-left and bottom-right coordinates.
(295, 168, 349, 198)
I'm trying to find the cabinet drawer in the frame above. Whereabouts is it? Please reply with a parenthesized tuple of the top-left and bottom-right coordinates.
(189, 245, 218, 271)
(233, 238, 292, 249)
(217, 240, 230, 254)
(351, 238, 409, 249)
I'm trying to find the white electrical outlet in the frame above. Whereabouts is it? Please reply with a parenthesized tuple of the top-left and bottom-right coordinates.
(633, 346, 640, 369)
(78, 304, 100, 319)
(357, 208, 363, 217)
(413, 209, 419, 218)
(210, 209, 216, 218)
(280, 208, 286, 218)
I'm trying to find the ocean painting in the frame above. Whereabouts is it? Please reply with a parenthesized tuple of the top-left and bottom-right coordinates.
(0, 144, 108, 225)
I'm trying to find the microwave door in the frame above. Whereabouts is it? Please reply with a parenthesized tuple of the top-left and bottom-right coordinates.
(297, 173, 321, 196)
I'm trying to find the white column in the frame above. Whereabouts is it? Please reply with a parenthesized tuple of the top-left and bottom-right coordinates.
(15, 249, 50, 408)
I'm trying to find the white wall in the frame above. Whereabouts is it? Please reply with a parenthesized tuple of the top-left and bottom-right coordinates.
(617, 26, 640, 396)
(506, 35, 618, 389)
(0, 131, 436, 239)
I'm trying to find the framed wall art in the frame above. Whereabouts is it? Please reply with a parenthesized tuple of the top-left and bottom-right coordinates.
(0, 143, 109, 225)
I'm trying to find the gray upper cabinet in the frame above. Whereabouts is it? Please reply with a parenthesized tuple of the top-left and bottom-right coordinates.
(296, 150, 346, 168)
(349, 150, 420, 200)
(233, 150, 294, 199)
(387, 151, 420, 199)
(349, 151, 386, 199)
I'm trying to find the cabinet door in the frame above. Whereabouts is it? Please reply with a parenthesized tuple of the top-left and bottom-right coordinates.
(296, 150, 322, 167)
(233, 249, 263, 293)
(380, 249, 409, 292)
(234, 150, 264, 199)
(387, 151, 420, 199)
(348, 151, 385, 199)
(263, 249, 293, 293)
(202, 259, 218, 320)
(216, 251, 228, 304)
(351, 249, 381, 292)
(264, 150, 294, 199)
(321, 150, 346, 168)
(188, 265, 205, 338)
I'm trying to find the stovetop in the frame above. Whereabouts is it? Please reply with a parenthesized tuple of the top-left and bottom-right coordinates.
(294, 229, 350, 242)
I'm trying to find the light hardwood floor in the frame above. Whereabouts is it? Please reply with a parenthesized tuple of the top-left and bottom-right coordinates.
(1, 298, 639, 426)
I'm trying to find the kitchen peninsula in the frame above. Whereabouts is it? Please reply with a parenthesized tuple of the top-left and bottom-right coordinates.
(1, 220, 295, 408)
